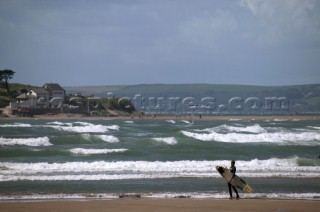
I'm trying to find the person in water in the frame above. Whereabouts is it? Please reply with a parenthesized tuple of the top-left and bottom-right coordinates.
(228, 160, 240, 199)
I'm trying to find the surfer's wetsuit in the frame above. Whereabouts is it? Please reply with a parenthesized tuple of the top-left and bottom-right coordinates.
(228, 164, 239, 199)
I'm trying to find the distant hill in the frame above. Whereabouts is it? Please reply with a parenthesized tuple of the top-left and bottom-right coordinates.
(65, 84, 320, 115)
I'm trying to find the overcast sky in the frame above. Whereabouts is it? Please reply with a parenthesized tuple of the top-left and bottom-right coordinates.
(1, 0, 319, 86)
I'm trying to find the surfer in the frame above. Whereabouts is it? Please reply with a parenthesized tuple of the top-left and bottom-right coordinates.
(228, 160, 240, 199)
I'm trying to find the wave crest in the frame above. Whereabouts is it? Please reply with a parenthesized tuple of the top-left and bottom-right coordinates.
(48, 122, 120, 133)
(1, 157, 319, 181)
(97, 135, 119, 143)
(0, 137, 52, 146)
(153, 137, 178, 145)
(69, 148, 127, 155)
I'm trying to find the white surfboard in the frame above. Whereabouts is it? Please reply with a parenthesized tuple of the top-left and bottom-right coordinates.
(216, 166, 253, 193)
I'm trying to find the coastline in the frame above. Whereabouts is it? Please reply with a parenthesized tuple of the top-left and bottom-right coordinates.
(1, 199, 319, 212)
(1, 113, 320, 121)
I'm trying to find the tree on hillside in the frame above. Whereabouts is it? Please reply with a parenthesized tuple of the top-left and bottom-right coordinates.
(0, 69, 15, 95)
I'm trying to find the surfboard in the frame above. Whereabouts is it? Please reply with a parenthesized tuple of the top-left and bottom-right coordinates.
(216, 166, 253, 193)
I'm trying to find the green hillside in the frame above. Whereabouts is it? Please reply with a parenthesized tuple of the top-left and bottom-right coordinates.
(65, 83, 320, 96)
(65, 83, 320, 114)
(2, 83, 320, 114)
(0, 83, 40, 108)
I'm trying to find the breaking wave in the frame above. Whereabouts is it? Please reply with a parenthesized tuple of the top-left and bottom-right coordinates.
(97, 135, 119, 143)
(153, 137, 178, 145)
(0, 123, 32, 128)
(210, 124, 267, 134)
(181, 130, 320, 145)
(69, 148, 128, 155)
(0, 157, 319, 181)
(0, 137, 52, 147)
(0, 192, 319, 201)
(182, 124, 320, 145)
(166, 120, 176, 124)
(308, 126, 320, 130)
(48, 121, 120, 133)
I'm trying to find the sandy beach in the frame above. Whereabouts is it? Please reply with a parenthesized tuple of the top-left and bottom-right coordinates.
(1, 199, 319, 212)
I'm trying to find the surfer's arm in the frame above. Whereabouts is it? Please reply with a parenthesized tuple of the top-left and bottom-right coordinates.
(229, 174, 235, 183)
(229, 166, 236, 181)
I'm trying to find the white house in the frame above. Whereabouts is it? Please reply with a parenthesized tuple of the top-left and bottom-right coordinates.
(15, 93, 37, 108)
(29, 88, 50, 107)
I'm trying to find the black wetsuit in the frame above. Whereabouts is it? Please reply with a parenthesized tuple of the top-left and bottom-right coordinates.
(228, 165, 239, 198)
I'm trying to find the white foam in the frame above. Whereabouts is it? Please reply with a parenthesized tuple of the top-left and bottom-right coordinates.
(153, 137, 178, 145)
(0, 192, 319, 201)
(97, 135, 119, 143)
(69, 148, 127, 155)
(0, 123, 32, 128)
(181, 120, 192, 124)
(274, 119, 288, 122)
(0, 160, 215, 177)
(124, 121, 134, 124)
(166, 120, 176, 124)
(0, 157, 319, 181)
(106, 125, 120, 130)
(0, 137, 52, 146)
(181, 130, 320, 145)
(50, 122, 120, 133)
(47, 121, 66, 125)
(213, 124, 267, 134)
(74, 121, 91, 126)
(51, 125, 106, 133)
(73, 122, 119, 130)
(308, 126, 320, 130)
(147, 192, 320, 200)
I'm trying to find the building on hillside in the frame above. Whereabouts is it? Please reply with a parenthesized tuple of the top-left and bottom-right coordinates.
(1, 83, 66, 116)
(15, 93, 37, 108)
(43, 83, 65, 100)
(28, 88, 50, 108)
(13, 88, 50, 109)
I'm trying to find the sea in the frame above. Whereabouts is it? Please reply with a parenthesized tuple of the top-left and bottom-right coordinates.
(0, 117, 320, 201)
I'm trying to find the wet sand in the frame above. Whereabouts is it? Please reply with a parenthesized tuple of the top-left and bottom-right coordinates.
(0, 199, 319, 212)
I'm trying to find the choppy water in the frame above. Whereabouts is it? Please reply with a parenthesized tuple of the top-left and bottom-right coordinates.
(0, 118, 320, 200)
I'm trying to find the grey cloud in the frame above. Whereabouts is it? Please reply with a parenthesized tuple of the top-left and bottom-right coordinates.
(0, 0, 319, 86)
